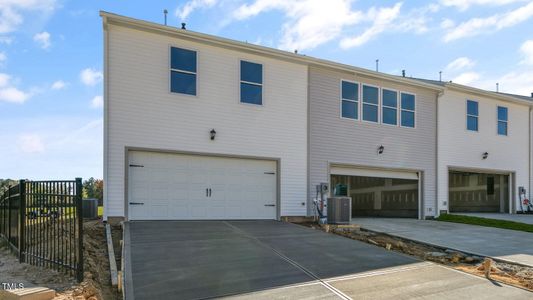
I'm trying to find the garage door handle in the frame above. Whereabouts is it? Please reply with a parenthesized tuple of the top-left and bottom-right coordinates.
(129, 164, 144, 168)
(129, 202, 144, 205)
(264, 204, 276, 207)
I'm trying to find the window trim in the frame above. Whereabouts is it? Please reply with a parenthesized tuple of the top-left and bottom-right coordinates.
(399, 91, 416, 128)
(339, 79, 360, 120)
(169, 45, 199, 97)
(466, 99, 479, 132)
(381, 88, 399, 127)
(239, 59, 264, 106)
(497, 105, 508, 136)
(361, 83, 380, 124)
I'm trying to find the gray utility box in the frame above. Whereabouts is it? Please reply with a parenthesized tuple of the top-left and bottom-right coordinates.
(327, 197, 352, 224)
(82, 198, 99, 219)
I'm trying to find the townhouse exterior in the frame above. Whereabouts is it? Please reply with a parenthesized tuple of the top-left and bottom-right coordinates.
(101, 12, 533, 222)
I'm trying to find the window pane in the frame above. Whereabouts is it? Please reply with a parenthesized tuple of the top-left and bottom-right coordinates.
(401, 110, 415, 127)
(363, 104, 378, 122)
(383, 107, 397, 125)
(241, 82, 262, 105)
(498, 106, 508, 121)
(382, 89, 397, 107)
(171, 71, 196, 95)
(171, 47, 196, 72)
(342, 81, 358, 100)
(498, 121, 508, 135)
(363, 85, 378, 104)
(401, 93, 415, 111)
(342, 100, 357, 119)
(467, 100, 478, 116)
(467, 116, 478, 131)
(241, 61, 263, 84)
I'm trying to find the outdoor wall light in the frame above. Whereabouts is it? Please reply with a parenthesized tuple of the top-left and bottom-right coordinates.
(377, 145, 384, 155)
(482, 152, 489, 160)
(210, 129, 217, 140)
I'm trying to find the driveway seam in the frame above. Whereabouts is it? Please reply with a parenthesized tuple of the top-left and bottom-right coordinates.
(222, 221, 352, 300)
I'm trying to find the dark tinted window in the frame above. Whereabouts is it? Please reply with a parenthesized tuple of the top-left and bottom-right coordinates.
(401, 111, 415, 127)
(382, 89, 397, 107)
(383, 107, 397, 125)
(342, 100, 357, 119)
(363, 85, 378, 104)
(498, 121, 508, 136)
(498, 106, 508, 121)
(401, 93, 415, 111)
(241, 83, 262, 105)
(171, 71, 196, 95)
(363, 104, 378, 122)
(467, 115, 478, 131)
(171, 47, 196, 72)
(241, 61, 263, 84)
(467, 100, 478, 116)
(342, 81, 358, 100)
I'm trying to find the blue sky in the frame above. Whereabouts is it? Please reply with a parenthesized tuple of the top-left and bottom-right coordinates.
(0, 0, 532, 180)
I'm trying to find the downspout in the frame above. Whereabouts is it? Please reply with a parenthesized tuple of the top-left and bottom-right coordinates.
(529, 106, 532, 213)
(103, 16, 110, 221)
(435, 89, 444, 218)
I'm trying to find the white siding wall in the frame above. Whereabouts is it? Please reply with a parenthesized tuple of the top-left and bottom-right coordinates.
(105, 25, 308, 218)
(309, 67, 439, 218)
(437, 90, 530, 213)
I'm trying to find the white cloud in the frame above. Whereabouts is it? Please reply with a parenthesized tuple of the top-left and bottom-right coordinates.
(80, 68, 103, 86)
(520, 40, 533, 65)
(340, 3, 403, 49)
(91, 95, 103, 108)
(17, 134, 45, 154)
(445, 57, 476, 71)
(444, 2, 533, 42)
(234, 0, 364, 51)
(0, 0, 57, 34)
(440, 18, 455, 29)
(176, 0, 218, 20)
(452, 72, 481, 85)
(0, 72, 31, 103)
(51, 80, 66, 90)
(440, 0, 526, 11)
(33, 31, 51, 49)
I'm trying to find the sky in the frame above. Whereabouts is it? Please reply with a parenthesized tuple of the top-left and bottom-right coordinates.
(0, 0, 532, 181)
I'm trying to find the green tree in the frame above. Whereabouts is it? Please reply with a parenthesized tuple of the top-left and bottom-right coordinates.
(83, 177, 103, 205)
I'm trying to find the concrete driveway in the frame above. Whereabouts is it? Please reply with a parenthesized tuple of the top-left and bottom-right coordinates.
(123, 220, 532, 300)
(354, 218, 533, 267)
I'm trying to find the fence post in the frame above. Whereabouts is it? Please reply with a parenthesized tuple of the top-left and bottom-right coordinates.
(7, 183, 11, 246)
(18, 180, 26, 262)
(76, 178, 84, 282)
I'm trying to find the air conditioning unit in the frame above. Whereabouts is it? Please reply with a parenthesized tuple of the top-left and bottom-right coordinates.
(327, 197, 351, 224)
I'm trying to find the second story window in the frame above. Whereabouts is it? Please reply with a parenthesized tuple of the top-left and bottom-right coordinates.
(362, 85, 379, 122)
(466, 100, 478, 131)
(170, 47, 197, 96)
(341, 81, 358, 119)
(382, 89, 398, 125)
(240, 61, 263, 105)
(400, 92, 415, 128)
(497, 106, 508, 136)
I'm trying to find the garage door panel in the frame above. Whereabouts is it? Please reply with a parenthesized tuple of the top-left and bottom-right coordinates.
(128, 151, 277, 220)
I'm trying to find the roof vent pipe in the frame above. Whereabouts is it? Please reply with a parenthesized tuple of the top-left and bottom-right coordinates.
(181, 23, 187, 30)
(163, 9, 168, 25)
(439, 71, 442, 82)
(402, 70, 405, 77)
(496, 82, 499, 92)
(531, 92, 533, 98)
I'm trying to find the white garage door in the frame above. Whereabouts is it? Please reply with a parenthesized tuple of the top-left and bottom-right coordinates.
(127, 151, 277, 220)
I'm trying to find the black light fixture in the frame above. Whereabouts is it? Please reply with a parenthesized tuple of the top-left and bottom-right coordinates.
(482, 152, 489, 160)
(210, 129, 216, 140)
(377, 145, 384, 155)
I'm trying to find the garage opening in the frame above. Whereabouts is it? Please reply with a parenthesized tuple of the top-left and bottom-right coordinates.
(449, 171, 509, 213)
(330, 167, 419, 218)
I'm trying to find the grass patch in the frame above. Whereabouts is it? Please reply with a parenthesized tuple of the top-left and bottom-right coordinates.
(437, 214, 533, 233)
(98, 206, 104, 217)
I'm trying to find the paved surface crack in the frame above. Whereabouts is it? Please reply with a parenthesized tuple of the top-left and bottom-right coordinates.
(222, 221, 352, 300)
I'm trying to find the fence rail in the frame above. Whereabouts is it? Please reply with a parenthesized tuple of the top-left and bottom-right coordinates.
(0, 178, 83, 281)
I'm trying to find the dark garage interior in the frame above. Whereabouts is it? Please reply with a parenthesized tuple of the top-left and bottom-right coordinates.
(331, 175, 419, 218)
(449, 171, 509, 213)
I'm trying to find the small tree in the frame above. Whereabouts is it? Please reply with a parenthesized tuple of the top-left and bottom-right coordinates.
(83, 177, 103, 205)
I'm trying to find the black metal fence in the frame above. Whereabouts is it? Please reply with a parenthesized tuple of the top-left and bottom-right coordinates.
(0, 179, 83, 281)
